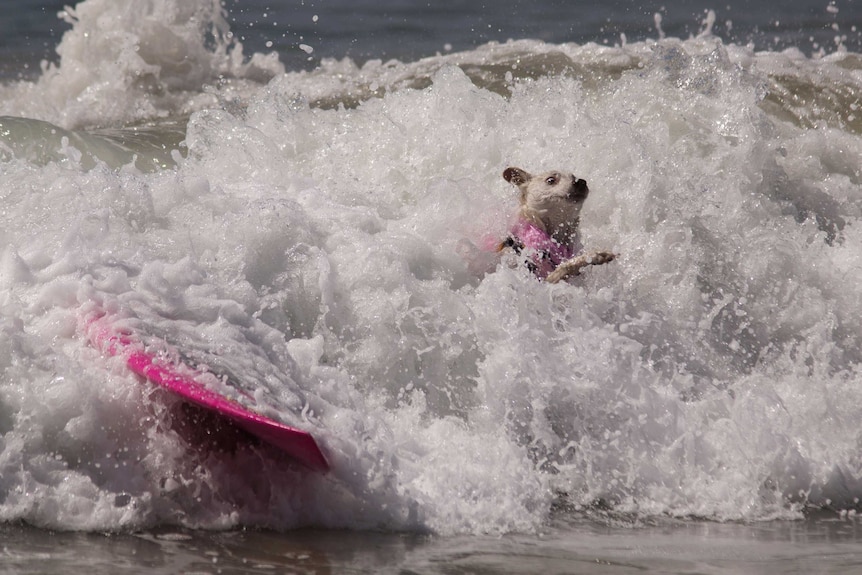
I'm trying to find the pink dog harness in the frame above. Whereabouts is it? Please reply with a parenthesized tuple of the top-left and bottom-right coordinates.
(500, 218, 575, 280)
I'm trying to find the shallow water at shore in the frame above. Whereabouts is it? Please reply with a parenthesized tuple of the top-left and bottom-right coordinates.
(5, 515, 862, 574)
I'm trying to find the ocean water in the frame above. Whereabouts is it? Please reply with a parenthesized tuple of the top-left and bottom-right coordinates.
(2, 0, 862, 572)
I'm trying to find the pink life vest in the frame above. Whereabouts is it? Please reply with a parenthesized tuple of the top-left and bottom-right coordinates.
(503, 218, 575, 280)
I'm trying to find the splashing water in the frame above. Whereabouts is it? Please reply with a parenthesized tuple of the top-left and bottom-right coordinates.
(1, 0, 862, 534)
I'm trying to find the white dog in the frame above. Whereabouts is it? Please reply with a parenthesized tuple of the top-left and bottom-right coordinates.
(498, 167, 615, 283)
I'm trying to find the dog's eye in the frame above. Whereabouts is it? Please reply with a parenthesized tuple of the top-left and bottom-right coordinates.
(545, 176, 557, 185)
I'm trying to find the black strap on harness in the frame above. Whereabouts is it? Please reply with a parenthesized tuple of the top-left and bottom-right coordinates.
(498, 235, 553, 275)
(498, 236, 524, 254)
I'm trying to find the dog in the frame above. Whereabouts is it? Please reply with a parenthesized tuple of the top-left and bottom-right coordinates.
(498, 167, 615, 283)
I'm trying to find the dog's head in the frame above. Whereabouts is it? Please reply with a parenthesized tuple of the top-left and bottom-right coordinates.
(503, 167, 589, 242)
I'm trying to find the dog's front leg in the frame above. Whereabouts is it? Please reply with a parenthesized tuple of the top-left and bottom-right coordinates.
(545, 251, 616, 284)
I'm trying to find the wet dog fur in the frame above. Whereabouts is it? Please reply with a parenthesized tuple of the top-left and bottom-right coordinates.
(501, 167, 615, 283)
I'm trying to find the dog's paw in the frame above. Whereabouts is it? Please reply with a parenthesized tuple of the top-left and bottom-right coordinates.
(546, 251, 617, 284)
(589, 252, 616, 266)
(545, 265, 570, 284)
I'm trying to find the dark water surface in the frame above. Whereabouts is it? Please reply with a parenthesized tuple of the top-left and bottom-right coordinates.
(5, 514, 862, 574)
(2, 0, 861, 77)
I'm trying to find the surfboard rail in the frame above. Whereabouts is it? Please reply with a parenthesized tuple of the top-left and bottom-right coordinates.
(82, 311, 329, 473)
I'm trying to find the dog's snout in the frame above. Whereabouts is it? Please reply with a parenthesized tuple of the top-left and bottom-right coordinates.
(570, 176, 589, 200)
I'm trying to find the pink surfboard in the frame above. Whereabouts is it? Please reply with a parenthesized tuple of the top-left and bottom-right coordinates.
(83, 312, 329, 472)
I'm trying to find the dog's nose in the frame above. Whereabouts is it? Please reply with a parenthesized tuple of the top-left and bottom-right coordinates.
(571, 177, 589, 199)
(569, 176, 590, 202)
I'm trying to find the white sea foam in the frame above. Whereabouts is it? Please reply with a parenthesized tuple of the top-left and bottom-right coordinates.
(0, 0, 283, 129)
(2, 0, 862, 534)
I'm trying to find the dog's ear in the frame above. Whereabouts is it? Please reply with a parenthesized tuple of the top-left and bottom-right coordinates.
(503, 167, 530, 186)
